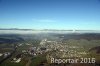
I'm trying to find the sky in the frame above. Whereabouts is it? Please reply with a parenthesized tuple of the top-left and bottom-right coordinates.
(0, 0, 100, 30)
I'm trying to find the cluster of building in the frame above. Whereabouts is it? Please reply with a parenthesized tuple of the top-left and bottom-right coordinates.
(39, 38, 89, 60)
(11, 54, 22, 63)
(0, 52, 11, 58)
(9, 38, 89, 63)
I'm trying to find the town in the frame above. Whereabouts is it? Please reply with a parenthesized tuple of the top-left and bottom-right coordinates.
(0, 33, 100, 66)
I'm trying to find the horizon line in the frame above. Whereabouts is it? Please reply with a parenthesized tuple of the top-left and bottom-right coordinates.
(0, 28, 100, 31)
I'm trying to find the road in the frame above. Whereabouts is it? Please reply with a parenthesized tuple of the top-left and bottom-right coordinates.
(26, 57, 32, 66)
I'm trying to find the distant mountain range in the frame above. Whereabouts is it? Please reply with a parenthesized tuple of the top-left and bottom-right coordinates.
(0, 28, 100, 34)
(0, 28, 99, 31)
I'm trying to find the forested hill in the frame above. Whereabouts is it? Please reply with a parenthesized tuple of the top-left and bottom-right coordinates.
(0, 34, 24, 44)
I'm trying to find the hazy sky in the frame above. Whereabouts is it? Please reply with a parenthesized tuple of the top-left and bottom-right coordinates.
(0, 0, 100, 30)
